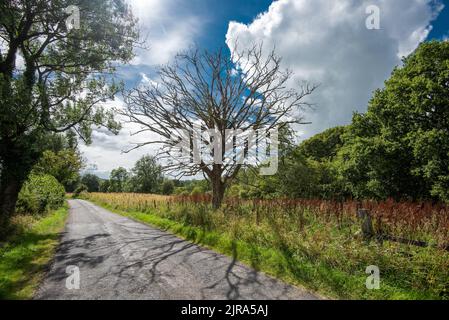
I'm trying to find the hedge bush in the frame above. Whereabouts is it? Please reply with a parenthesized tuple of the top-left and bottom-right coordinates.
(72, 184, 88, 198)
(16, 174, 65, 214)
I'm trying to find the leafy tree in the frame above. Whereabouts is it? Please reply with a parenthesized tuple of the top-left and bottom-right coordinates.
(233, 125, 349, 200)
(81, 174, 100, 192)
(109, 167, 129, 193)
(173, 179, 211, 196)
(99, 179, 111, 193)
(127, 155, 163, 193)
(33, 149, 83, 191)
(161, 180, 174, 195)
(190, 186, 203, 196)
(16, 174, 65, 214)
(0, 0, 138, 231)
(228, 41, 449, 203)
(299, 126, 347, 161)
(73, 183, 88, 198)
(339, 41, 449, 201)
(289, 126, 349, 200)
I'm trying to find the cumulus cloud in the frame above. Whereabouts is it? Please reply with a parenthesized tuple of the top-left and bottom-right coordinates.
(127, 0, 204, 65)
(226, 0, 444, 139)
(79, 95, 162, 178)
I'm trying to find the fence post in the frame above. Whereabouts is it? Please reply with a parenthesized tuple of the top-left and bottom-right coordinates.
(357, 209, 375, 241)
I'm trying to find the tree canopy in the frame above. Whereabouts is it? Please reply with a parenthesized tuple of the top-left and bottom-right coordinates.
(127, 155, 163, 194)
(0, 0, 139, 231)
(339, 41, 449, 201)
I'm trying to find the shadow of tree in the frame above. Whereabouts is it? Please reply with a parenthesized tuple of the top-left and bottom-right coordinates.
(39, 218, 312, 300)
(0, 231, 62, 299)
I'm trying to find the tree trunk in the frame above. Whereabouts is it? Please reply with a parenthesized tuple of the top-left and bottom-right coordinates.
(211, 177, 225, 210)
(0, 143, 35, 238)
(357, 209, 375, 242)
(0, 175, 22, 237)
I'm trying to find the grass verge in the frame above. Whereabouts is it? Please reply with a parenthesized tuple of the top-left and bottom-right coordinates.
(0, 205, 69, 299)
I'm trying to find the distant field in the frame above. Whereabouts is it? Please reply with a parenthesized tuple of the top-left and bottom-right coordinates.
(85, 192, 171, 206)
(83, 192, 449, 300)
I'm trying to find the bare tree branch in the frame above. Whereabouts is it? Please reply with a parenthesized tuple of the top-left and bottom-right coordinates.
(121, 45, 317, 208)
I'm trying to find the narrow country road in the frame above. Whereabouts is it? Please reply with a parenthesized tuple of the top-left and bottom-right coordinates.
(36, 199, 318, 300)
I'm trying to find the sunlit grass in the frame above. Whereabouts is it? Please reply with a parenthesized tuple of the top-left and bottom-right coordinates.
(0, 205, 69, 300)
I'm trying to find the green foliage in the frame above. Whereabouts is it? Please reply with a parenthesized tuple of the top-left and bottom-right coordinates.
(0, 0, 137, 143)
(73, 184, 88, 198)
(0, 0, 139, 221)
(161, 180, 175, 195)
(230, 41, 449, 203)
(102, 156, 174, 194)
(127, 155, 163, 193)
(339, 41, 449, 201)
(231, 125, 349, 200)
(33, 149, 83, 192)
(299, 126, 347, 161)
(16, 175, 65, 214)
(0, 205, 68, 299)
(108, 167, 129, 193)
(99, 179, 111, 193)
(173, 180, 211, 196)
(81, 174, 101, 192)
(190, 186, 203, 196)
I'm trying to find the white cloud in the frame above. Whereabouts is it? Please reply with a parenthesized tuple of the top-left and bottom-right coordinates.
(226, 0, 443, 139)
(80, 0, 206, 177)
(79, 97, 162, 178)
(127, 0, 203, 65)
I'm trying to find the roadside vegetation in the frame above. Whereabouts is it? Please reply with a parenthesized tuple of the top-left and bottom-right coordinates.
(0, 150, 70, 299)
(0, 0, 138, 237)
(83, 192, 449, 300)
(0, 205, 68, 299)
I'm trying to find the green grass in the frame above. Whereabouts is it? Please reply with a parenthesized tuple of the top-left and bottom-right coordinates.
(0, 205, 69, 300)
(85, 196, 449, 300)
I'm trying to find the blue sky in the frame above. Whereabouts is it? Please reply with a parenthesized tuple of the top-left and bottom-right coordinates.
(188, 0, 274, 50)
(116, 0, 274, 89)
(82, 0, 449, 178)
(117, 0, 449, 93)
(429, 0, 449, 39)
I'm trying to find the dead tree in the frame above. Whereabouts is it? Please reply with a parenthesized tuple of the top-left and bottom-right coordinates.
(121, 45, 316, 209)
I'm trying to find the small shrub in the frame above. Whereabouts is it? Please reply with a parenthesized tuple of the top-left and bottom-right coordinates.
(162, 180, 175, 195)
(73, 184, 88, 198)
(16, 174, 65, 214)
(190, 186, 203, 196)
